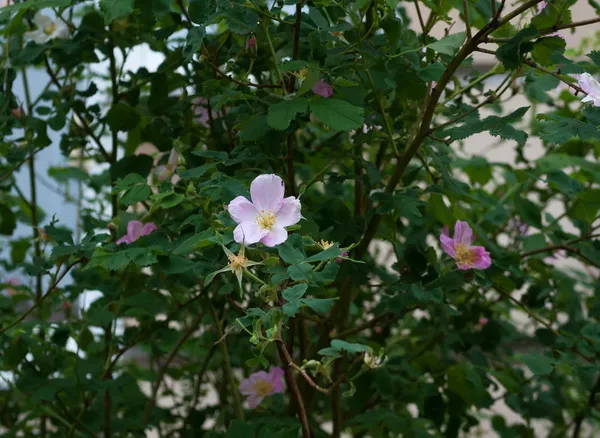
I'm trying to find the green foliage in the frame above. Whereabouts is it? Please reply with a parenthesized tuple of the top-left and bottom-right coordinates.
(1, 1, 600, 437)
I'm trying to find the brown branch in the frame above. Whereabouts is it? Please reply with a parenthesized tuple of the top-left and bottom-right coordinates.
(572, 374, 600, 438)
(413, 0, 426, 34)
(463, 0, 472, 39)
(523, 59, 585, 94)
(485, 16, 600, 43)
(335, 312, 394, 339)
(208, 60, 282, 89)
(276, 340, 312, 438)
(144, 312, 205, 423)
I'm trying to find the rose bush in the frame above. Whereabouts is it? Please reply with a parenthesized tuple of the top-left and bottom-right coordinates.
(1, 0, 600, 437)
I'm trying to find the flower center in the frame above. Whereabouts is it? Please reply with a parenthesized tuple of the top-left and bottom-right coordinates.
(228, 254, 248, 271)
(253, 379, 273, 397)
(320, 240, 333, 250)
(455, 244, 476, 266)
(44, 22, 57, 36)
(256, 210, 276, 230)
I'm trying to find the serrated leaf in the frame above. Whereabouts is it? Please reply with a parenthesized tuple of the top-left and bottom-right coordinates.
(426, 32, 466, 56)
(309, 98, 364, 131)
(495, 26, 539, 69)
(183, 27, 206, 61)
(444, 106, 529, 145)
(298, 63, 320, 96)
(301, 297, 335, 315)
(282, 284, 308, 301)
(99, 0, 134, 24)
(268, 98, 308, 130)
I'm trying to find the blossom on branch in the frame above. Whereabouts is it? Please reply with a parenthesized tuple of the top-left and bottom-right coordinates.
(440, 221, 492, 270)
(312, 79, 333, 98)
(228, 174, 301, 247)
(239, 367, 285, 408)
(25, 12, 69, 44)
(578, 73, 600, 107)
(117, 221, 157, 245)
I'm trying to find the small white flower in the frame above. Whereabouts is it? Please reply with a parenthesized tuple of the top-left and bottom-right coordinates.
(363, 350, 387, 369)
(24, 12, 69, 44)
(578, 73, 600, 107)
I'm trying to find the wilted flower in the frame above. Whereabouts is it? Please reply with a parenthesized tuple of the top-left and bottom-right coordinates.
(578, 73, 600, 107)
(208, 244, 261, 289)
(25, 12, 69, 44)
(440, 221, 492, 270)
(312, 79, 333, 98)
(154, 149, 179, 182)
(116, 220, 157, 245)
(239, 367, 285, 408)
(363, 350, 387, 369)
(228, 174, 301, 247)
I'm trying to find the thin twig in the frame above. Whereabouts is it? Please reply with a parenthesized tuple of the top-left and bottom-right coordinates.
(413, 0, 426, 33)
(463, 0, 472, 39)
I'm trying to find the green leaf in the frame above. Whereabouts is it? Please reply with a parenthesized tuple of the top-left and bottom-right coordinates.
(280, 60, 308, 72)
(521, 354, 554, 376)
(183, 26, 206, 61)
(173, 230, 217, 255)
(515, 197, 542, 228)
(309, 98, 364, 131)
(330, 339, 370, 354)
(313, 263, 340, 285)
(426, 32, 466, 55)
(106, 103, 140, 132)
(305, 243, 342, 262)
(277, 234, 306, 264)
(99, 0, 134, 24)
(189, 0, 216, 24)
(532, 36, 566, 66)
(444, 106, 529, 145)
(301, 297, 335, 315)
(151, 191, 185, 209)
(537, 114, 600, 144)
(297, 63, 320, 96)
(268, 98, 309, 130)
(282, 284, 308, 301)
(0, 204, 16, 236)
(495, 26, 539, 69)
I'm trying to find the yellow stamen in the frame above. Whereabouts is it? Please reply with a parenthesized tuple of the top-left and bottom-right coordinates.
(228, 254, 248, 271)
(320, 240, 333, 250)
(455, 244, 477, 266)
(256, 210, 276, 230)
(253, 379, 273, 397)
(44, 23, 57, 36)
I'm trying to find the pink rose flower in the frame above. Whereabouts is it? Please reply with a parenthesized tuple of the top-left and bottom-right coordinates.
(537, 1, 547, 12)
(578, 73, 600, 107)
(475, 317, 489, 331)
(312, 79, 333, 98)
(440, 221, 492, 270)
(117, 220, 157, 245)
(239, 367, 285, 408)
(228, 174, 301, 247)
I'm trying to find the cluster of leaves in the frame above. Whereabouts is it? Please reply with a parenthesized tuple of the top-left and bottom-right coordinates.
(1, 0, 600, 437)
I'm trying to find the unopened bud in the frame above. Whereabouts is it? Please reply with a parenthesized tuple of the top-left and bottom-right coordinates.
(12, 107, 25, 121)
(246, 34, 257, 57)
(39, 227, 50, 242)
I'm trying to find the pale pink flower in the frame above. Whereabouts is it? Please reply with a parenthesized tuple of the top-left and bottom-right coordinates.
(440, 221, 492, 270)
(117, 221, 157, 245)
(578, 73, 600, 107)
(154, 149, 179, 182)
(312, 79, 333, 98)
(228, 174, 301, 247)
(556, 73, 580, 93)
(193, 98, 211, 127)
(239, 367, 285, 408)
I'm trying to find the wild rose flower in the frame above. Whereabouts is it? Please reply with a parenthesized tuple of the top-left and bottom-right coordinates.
(578, 73, 600, 107)
(312, 79, 333, 98)
(228, 174, 301, 247)
(117, 220, 157, 245)
(25, 12, 69, 44)
(239, 367, 285, 408)
(475, 317, 489, 331)
(440, 221, 492, 270)
(537, 0, 547, 12)
(154, 149, 179, 182)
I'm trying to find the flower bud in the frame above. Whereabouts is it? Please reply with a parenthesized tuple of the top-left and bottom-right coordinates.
(246, 34, 257, 57)
(12, 107, 25, 121)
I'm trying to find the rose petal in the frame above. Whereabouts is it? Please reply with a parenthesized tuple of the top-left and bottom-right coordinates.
(250, 174, 285, 212)
(116, 236, 132, 245)
(578, 73, 600, 106)
(275, 196, 301, 227)
(233, 222, 268, 245)
(269, 367, 285, 393)
(228, 196, 258, 224)
(126, 221, 144, 242)
(453, 220, 473, 247)
(247, 395, 264, 409)
(470, 246, 492, 269)
(141, 223, 157, 236)
(440, 233, 456, 258)
(260, 226, 288, 247)
(239, 378, 254, 395)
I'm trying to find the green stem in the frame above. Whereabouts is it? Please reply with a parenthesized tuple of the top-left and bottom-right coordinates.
(208, 300, 245, 422)
(441, 63, 502, 105)
(243, 269, 266, 285)
(262, 20, 283, 85)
